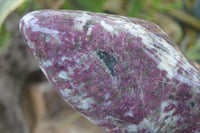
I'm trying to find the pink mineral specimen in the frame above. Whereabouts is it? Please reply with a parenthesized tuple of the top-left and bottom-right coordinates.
(19, 10, 200, 133)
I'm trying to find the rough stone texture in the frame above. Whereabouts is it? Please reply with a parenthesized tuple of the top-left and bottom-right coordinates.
(20, 10, 200, 133)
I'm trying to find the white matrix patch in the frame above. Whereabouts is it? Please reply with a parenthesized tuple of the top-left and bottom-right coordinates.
(77, 97, 95, 110)
(59, 88, 72, 98)
(127, 124, 138, 132)
(100, 20, 114, 33)
(42, 60, 53, 67)
(74, 13, 92, 31)
(58, 71, 69, 81)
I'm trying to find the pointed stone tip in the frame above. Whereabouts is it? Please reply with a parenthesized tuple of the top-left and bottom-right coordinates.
(19, 10, 39, 31)
(19, 11, 40, 45)
(19, 10, 62, 49)
(19, 10, 92, 50)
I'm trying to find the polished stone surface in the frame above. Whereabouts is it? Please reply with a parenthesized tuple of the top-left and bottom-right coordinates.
(20, 10, 200, 133)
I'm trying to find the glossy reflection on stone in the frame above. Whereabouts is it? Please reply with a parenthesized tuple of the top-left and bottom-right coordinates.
(20, 10, 200, 133)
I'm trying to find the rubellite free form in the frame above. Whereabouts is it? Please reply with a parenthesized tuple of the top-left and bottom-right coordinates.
(19, 10, 200, 133)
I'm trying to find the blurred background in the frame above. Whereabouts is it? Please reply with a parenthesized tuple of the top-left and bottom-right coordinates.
(0, 0, 200, 133)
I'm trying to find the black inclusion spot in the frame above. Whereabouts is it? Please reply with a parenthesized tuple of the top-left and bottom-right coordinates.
(190, 101, 195, 107)
(84, 20, 94, 30)
(96, 50, 117, 77)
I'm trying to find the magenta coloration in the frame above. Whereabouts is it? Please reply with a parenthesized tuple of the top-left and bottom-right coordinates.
(19, 10, 200, 133)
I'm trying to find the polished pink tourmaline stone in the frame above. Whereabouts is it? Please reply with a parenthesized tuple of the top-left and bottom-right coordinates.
(20, 10, 200, 133)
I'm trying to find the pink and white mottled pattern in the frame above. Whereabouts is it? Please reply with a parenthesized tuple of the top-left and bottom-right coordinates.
(20, 10, 200, 133)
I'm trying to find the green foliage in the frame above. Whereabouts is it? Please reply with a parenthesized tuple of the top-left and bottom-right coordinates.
(152, 0, 183, 11)
(0, 26, 11, 50)
(62, 0, 75, 10)
(17, 0, 43, 14)
(76, 0, 105, 12)
(128, 0, 183, 18)
(63, 0, 105, 12)
(128, 0, 142, 17)
(186, 36, 200, 63)
(17, 0, 31, 13)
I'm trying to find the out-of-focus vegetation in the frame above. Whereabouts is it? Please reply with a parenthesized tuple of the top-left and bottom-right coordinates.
(128, 0, 182, 18)
(0, 0, 24, 50)
(0, 0, 200, 63)
(0, 0, 25, 28)
(0, 26, 10, 50)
